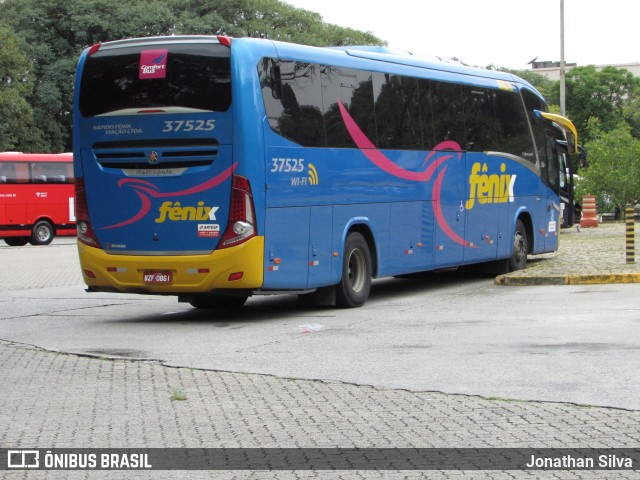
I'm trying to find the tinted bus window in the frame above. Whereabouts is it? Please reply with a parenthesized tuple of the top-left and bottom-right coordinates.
(462, 86, 498, 152)
(431, 82, 465, 147)
(493, 89, 535, 162)
(322, 66, 375, 148)
(521, 88, 551, 166)
(373, 73, 425, 150)
(79, 43, 231, 117)
(261, 60, 325, 147)
(521, 88, 559, 189)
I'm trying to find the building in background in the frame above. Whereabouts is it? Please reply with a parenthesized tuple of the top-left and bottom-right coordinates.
(530, 60, 640, 80)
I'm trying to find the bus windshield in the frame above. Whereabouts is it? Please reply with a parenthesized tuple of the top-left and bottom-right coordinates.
(78, 42, 232, 117)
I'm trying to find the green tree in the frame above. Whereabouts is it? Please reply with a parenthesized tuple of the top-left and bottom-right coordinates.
(576, 119, 640, 213)
(0, 25, 42, 151)
(623, 83, 640, 140)
(561, 65, 640, 143)
(0, 0, 384, 152)
(506, 68, 559, 107)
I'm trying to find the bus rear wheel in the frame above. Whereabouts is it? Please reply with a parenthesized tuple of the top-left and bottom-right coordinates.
(30, 220, 55, 246)
(335, 232, 372, 308)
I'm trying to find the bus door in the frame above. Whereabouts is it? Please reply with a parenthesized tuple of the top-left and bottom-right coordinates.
(556, 139, 585, 228)
(1, 162, 26, 229)
(541, 126, 561, 250)
(464, 152, 501, 263)
(433, 151, 466, 267)
(556, 139, 572, 228)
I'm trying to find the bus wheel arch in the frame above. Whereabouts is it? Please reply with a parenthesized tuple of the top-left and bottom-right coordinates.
(344, 223, 378, 277)
(335, 225, 376, 308)
(30, 219, 55, 246)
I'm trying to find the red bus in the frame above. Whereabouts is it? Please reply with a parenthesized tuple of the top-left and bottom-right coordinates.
(0, 152, 76, 246)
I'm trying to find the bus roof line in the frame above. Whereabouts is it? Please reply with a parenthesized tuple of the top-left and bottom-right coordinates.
(342, 48, 523, 85)
(263, 38, 529, 89)
(93, 35, 223, 51)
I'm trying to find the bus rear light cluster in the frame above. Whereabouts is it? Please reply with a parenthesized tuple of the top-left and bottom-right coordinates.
(75, 177, 102, 248)
(219, 175, 256, 248)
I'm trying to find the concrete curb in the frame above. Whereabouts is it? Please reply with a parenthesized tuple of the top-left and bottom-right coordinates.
(495, 273, 640, 286)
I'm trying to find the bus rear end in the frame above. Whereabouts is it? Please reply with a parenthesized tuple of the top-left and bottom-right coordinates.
(73, 36, 263, 298)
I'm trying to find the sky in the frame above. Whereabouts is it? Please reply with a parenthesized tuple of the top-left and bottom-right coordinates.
(284, 0, 639, 70)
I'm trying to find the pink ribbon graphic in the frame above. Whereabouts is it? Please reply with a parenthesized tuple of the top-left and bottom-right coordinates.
(102, 162, 237, 229)
(337, 99, 475, 248)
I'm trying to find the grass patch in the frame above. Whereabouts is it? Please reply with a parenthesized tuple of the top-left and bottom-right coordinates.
(171, 388, 187, 401)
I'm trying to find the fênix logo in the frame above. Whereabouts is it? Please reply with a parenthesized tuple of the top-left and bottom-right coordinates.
(466, 162, 516, 210)
(139, 49, 168, 80)
(155, 201, 219, 223)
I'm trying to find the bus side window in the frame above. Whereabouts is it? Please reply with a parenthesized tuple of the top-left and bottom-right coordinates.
(494, 89, 535, 163)
(461, 86, 498, 152)
(431, 81, 466, 147)
(373, 73, 425, 150)
(260, 59, 324, 147)
(521, 88, 550, 169)
(31, 163, 48, 183)
(0, 162, 17, 183)
(322, 66, 375, 149)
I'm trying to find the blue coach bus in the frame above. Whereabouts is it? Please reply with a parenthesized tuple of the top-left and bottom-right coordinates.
(73, 35, 578, 308)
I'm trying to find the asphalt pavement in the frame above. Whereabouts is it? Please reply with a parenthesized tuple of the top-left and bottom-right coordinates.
(1, 222, 639, 479)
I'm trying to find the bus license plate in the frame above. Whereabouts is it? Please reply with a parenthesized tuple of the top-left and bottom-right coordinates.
(143, 271, 173, 285)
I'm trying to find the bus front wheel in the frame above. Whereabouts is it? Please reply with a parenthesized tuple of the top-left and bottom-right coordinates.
(509, 220, 528, 271)
(336, 232, 372, 308)
(30, 220, 55, 246)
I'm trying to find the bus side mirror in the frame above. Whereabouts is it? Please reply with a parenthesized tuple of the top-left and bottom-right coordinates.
(535, 110, 579, 155)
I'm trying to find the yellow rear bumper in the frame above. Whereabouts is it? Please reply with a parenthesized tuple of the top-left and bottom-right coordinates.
(77, 236, 264, 294)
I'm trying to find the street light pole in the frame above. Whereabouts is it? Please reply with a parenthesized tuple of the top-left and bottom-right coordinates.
(560, 0, 566, 116)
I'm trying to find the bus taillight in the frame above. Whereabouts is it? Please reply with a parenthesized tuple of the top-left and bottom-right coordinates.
(217, 36, 232, 48)
(219, 175, 256, 249)
(87, 43, 101, 55)
(75, 177, 101, 248)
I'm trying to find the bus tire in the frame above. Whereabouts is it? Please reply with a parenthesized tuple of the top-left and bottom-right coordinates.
(509, 219, 528, 271)
(335, 232, 372, 308)
(30, 220, 55, 245)
(188, 294, 248, 310)
(4, 237, 29, 247)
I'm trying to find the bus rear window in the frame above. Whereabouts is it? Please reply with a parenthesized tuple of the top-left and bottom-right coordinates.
(79, 43, 231, 117)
